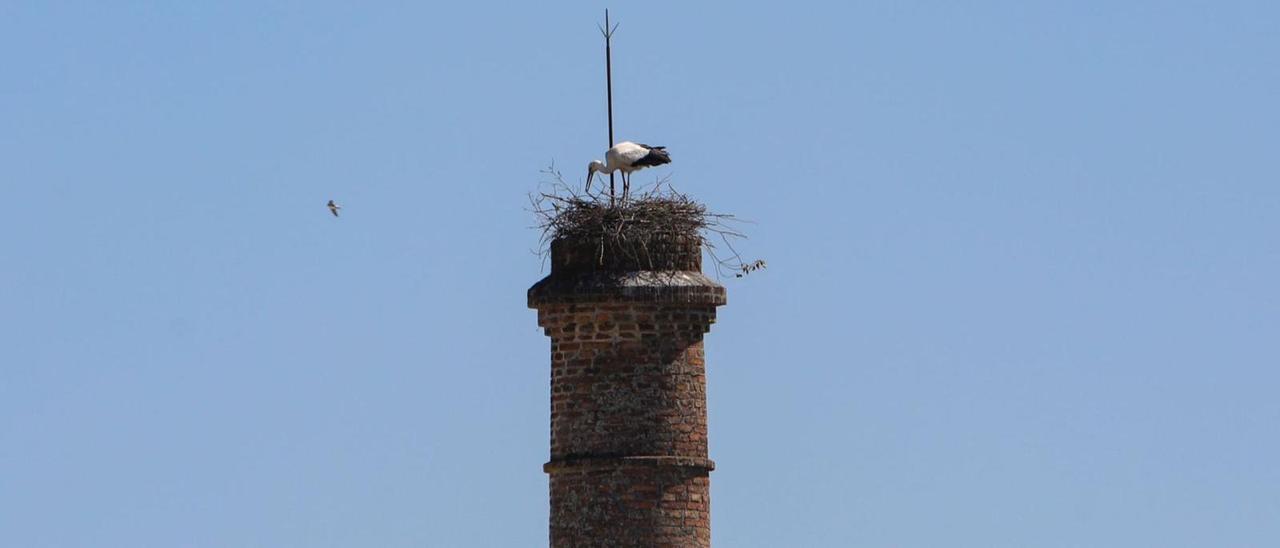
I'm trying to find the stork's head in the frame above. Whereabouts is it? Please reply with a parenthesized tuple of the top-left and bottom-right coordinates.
(585, 160, 607, 193)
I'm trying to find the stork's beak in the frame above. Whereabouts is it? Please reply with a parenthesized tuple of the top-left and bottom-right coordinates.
(585, 170, 594, 193)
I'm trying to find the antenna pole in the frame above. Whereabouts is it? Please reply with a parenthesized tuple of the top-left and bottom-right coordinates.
(603, 10, 617, 205)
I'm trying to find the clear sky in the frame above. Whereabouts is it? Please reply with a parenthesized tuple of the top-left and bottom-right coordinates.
(2, 1, 1277, 546)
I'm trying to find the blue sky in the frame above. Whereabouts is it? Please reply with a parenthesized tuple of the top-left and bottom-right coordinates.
(2, 1, 1277, 546)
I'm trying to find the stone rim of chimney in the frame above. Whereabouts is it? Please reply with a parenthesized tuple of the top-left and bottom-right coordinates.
(529, 234, 726, 308)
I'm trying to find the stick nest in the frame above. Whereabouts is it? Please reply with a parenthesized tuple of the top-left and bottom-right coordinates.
(529, 166, 763, 277)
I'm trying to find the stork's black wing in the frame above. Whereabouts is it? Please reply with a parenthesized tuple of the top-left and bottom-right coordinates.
(630, 145, 671, 167)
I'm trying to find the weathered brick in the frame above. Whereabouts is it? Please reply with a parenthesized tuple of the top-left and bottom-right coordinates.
(530, 235, 724, 547)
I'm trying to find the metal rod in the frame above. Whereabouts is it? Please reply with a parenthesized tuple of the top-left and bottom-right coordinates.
(604, 9, 616, 205)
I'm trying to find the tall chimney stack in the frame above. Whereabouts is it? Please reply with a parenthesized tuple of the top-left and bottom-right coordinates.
(529, 234, 726, 546)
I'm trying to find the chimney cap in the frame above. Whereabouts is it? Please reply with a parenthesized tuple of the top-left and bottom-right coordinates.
(528, 236, 726, 307)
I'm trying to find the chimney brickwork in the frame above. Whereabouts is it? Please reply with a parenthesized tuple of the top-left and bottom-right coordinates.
(530, 237, 725, 547)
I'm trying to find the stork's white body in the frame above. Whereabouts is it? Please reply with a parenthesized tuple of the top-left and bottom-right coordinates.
(586, 141, 672, 199)
(602, 141, 653, 174)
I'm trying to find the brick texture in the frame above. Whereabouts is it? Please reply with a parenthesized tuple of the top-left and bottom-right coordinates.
(530, 236, 725, 547)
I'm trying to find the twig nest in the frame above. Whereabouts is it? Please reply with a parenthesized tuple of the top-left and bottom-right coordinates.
(530, 169, 757, 278)
(551, 233, 702, 273)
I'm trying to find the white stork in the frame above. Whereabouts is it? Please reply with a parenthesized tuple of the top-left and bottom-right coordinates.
(586, 141, 672, 199)
(327, 199, 342, 217)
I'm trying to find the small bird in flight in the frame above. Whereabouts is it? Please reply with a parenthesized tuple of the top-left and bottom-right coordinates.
(327, 200, 342, 217)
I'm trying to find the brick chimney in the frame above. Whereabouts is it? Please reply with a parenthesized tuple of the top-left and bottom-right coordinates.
(529, 235, 726, 546)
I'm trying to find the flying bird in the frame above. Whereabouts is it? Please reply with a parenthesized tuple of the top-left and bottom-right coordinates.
(327, 200, 341, 217)
(586, 141, 671, 199)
